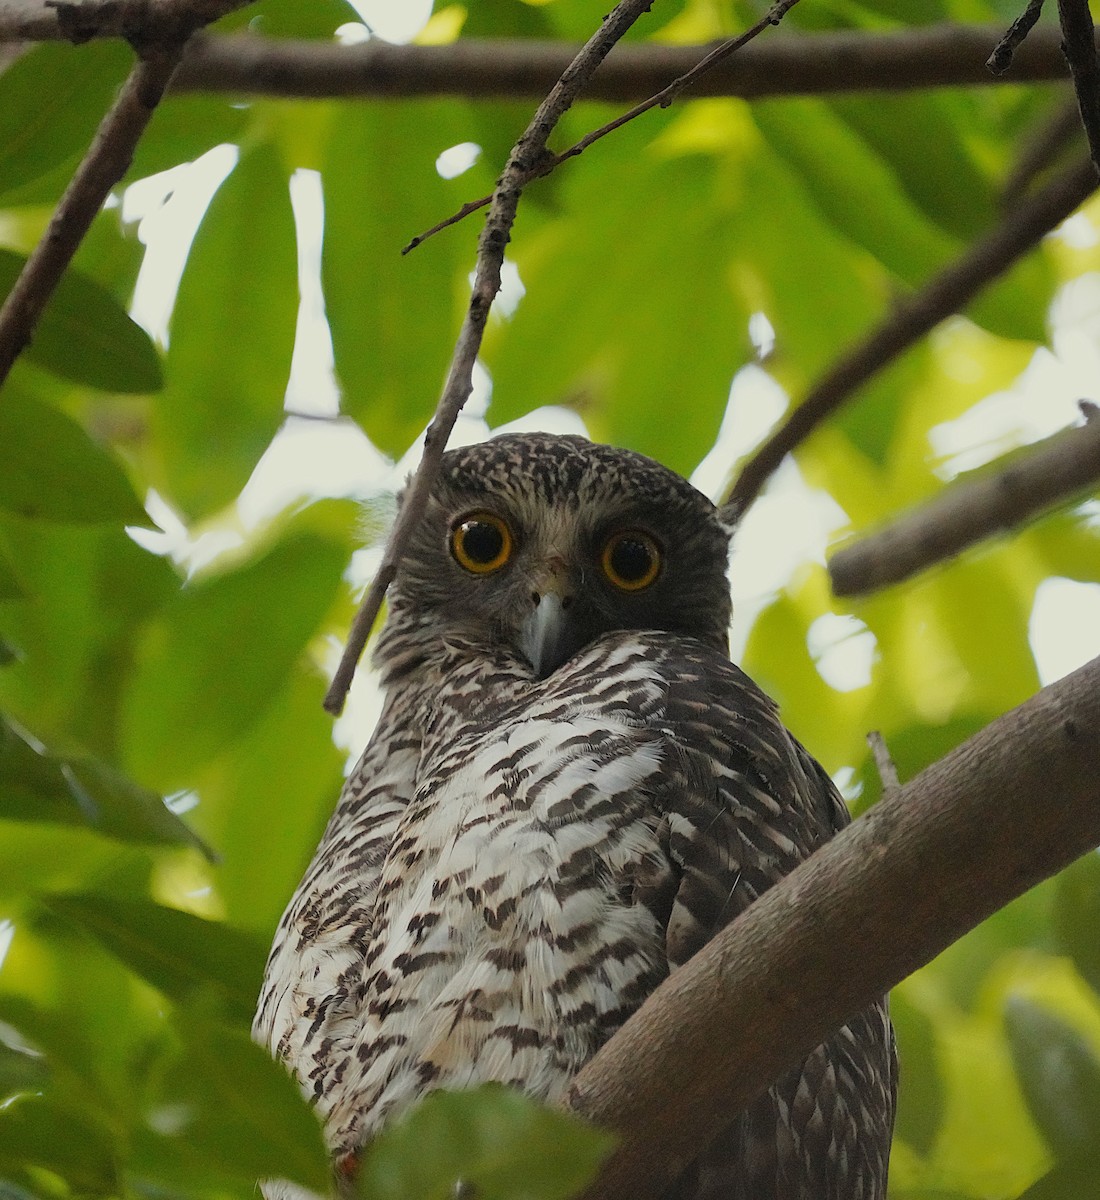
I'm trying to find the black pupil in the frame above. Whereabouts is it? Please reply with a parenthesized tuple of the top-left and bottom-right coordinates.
(462, 521, 504, 564)
(610, 537, 652, 582)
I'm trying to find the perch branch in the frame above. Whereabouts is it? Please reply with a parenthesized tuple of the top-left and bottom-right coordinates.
(322, 0, 658, 716)
(167, 24, 1100, 102)
(568, 653, 1100, 1200)
(1058, 0, 1100, 177)
(0, 47, 184, 389)
(403, 0, 802, 254)
(721, 153, 1099, 521)
(828, 405, 1100, 596)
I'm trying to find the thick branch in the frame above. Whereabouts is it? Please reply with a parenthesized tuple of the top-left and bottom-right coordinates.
(163, 24, 1100, 102)
(721, 154, 1099, 521)
(828, 407, 1100, 596)
(568, 653, 1100, 1200)
(322, 0, 658, 715)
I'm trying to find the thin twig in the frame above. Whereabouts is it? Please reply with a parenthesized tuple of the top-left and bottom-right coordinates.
(987, 0, 1046, 74)
(322, 0, 659, 717)
(866, 731, 900, 797)
(720, 154, 1099, 522)
(0, 47, 184, 389)
(1000, 93, 1079, 206)
(404, 0, 805, 254)
(829, 406, 1100, 596)
(1058, 0, 1100, 178)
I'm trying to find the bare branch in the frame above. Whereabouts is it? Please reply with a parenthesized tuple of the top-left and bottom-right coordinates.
(322, 0, 658, 717)
(866, 730, 900, 796)
(568, 653, 1100, 1200)
(0, 0, 251, 43)
(0, 48, 183, 387)
(828, 407, 1100, 597)
(163, 24, 1100, 103)
(1058, 0, 1100, 178)
(987, 0, 1046, 75)
(404, 0, 802, 253)
(720, 154, 1099, 522)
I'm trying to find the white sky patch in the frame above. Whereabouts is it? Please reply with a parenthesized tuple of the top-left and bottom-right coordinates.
(436, 142, 482, 180)
(807, 612, 877, 692)
(348, 0, 432, 42)
(1029, 577, 1100, 685)
(0, 920, 13, 972)
(335, 21, 371, 45)
(470, 258, 526, 319)
(126, 144, 239, 345)
(748, 310, 776, 359)
(285, 169, 341, 418)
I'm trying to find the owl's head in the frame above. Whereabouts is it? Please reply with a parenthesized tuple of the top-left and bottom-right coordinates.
(385, 433, 732, 678)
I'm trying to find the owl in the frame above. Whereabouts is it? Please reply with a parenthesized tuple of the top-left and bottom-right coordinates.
(255, 432, 896, 1199)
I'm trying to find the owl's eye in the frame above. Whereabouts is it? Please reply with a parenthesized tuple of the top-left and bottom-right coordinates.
(450, 512, 513, 574)
(601, 530, 662, 592)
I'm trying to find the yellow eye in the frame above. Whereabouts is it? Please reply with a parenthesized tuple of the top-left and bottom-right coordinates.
(450, 512, 513, 574)
(601, 530, 661, 592)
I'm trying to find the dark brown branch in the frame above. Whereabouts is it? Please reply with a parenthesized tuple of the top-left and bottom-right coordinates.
(162, 24, 1099, 103)
(0, 46, 185, 388)
(322, 0, 658, 716)
(828, 406, 1100, 596)
(568, 653, 1100, 1200)
(987, 0, 1046, 75)
(403, 0, 802, 253)
(1000, 93, 1079, 205)
(1058, 0, 1100, 177)
(0, 0, 251, 43)
(721, 154, 1099, 521)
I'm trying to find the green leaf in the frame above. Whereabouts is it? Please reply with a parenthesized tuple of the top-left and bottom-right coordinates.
(323, 99, 492, 457)
(215, 0, 359, 36)
(0, 1038, 48, 1102)
(0, 384, 147, 524)
(359, 1085, 614, 1200)
(156, 142, 298, 516)
(0, 41, 132, 204)
(125, 94, 250, 184)
(891, 988, 944, 1155)
(120, 531, 346, 789)
(1053, 853, 1100, 996)
(0, 714, 208, 854)
(43, 893, 266, 1025)
(1015, 1154, 1100, 1199)
(1005, 996, 1100, 1159)
(139, 1017, 330, 1193)
(0, 543, 21, 601)
(0, 250, 162, 392)
(0, 518, 178, 757)
(0, 1094, 118, 1195)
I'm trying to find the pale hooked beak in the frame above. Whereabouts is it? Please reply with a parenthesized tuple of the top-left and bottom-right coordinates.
(517, 560, 582, 678)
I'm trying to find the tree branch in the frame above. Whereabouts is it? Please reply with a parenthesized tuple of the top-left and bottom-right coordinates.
(567, 653, 1100, 1200)
(0, 47, 185, 388)
(1058, 0, 1100, 178)
(321, 0, 659, 716)
(0, 0, 250, 43)
(153, 23, 1100, 103)
(720, 153, 1099, 521)
(828, 405, 1100, 596)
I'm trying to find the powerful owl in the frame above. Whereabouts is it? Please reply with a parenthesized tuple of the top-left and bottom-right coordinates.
(255, 432, 896, 1198)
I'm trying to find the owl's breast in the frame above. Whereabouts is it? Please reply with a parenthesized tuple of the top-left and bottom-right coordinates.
(325, 677, 674, 1154)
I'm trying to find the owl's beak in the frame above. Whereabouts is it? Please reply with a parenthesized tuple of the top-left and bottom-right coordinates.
(518, 563, 582, 678)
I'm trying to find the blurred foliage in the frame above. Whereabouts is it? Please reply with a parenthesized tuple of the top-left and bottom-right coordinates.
(0, 0, 1099, 1196)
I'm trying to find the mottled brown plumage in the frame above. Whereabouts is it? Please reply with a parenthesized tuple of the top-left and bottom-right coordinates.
(255, 433, 896, 1198)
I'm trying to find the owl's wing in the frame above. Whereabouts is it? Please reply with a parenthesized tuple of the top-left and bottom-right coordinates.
(652, 644, 897, 1200)
(253, 698, 418, 1106)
